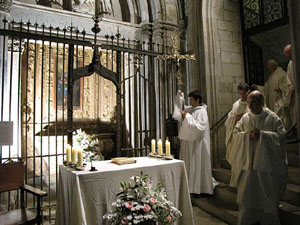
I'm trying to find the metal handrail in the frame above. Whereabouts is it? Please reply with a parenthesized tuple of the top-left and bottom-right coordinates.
(210, 109, 231, 132)
(287, 138, 300, 144)
(286, 123, 296, 135)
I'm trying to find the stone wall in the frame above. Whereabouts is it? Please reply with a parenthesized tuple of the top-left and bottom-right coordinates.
(187, 0, 244, 165)
(209, 0, 244, 119)
(250, 24, 291, 81)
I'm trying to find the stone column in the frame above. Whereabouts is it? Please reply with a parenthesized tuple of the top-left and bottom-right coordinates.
(288, 0, 300, 167)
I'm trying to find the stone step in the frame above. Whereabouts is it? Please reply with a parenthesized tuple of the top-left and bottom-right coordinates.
(287, 154, 299, 168)
(192, 196, 238, 225)
(213, 168, 300, 206)
(192, 195, 300, 225)
(214, 182, 237, 207)
(278, 201, 300, 225)
(286, 142, 299, 155)
(212, 168, 231, 184)
(283, 183, 300, 206)
(288, 167, 300, 185)
(215, 180, 300, 207)
(221, 153, 299, 170)
(220, 158, 231, 170)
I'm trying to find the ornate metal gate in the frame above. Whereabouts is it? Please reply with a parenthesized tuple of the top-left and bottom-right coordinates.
(0, 18, 179, 223)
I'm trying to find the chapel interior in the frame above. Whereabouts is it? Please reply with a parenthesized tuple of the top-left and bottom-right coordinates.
(0, 0, 299, 224)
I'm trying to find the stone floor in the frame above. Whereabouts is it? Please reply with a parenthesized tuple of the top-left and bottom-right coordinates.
(193, 205, 228, 225)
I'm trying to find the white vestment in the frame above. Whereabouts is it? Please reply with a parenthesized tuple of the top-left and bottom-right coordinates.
(173, 91, 185, 122)
(258, 67, 291, 128)
(286, 60, 296, 126)
(225, 98, 248, 165)
(231, 108, 287, 225)
(178, 105, 214, 194)
(260, 67, 287, 112)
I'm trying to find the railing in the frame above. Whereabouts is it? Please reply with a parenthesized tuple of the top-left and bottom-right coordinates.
(210, 109, 231, 132)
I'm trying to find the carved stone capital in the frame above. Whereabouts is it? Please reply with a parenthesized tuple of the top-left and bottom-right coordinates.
(140, 22, 153, 32)
(152, 21, 182, 47)
(0, 0, 12, 13)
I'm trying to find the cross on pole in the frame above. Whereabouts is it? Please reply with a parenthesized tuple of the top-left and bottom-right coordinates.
(158, 37, 196, 86)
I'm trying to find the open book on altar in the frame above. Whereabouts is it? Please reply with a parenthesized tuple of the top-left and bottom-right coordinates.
(111, 157, 137, 165)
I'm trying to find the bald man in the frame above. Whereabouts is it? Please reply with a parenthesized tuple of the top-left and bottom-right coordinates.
(230, 91, 287, 225)
(263, 60, 289, 112)
(284, 44, 296, 126)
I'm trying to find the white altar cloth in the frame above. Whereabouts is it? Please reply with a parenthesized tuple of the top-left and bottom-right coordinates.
(55, 157, 194, 225)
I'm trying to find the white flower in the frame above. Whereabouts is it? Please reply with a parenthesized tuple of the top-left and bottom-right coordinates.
(127, 215, 132, 220)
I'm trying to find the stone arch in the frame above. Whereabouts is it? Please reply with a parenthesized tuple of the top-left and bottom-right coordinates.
(146, 0, 183, 25)
(119, 0, 130, 22)
(164, 0, 179, 24)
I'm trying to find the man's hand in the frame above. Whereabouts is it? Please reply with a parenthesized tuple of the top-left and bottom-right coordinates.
(181, 110, 187, 118)
(178, 90, 183, 97)
(235, 113, 244, 123)
(250, 129, 260, 140)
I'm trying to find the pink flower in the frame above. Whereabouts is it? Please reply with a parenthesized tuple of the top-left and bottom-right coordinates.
(125, 201, 133, 209)
(143, 204, 151, 212)
(149, 198, 156, 205)
(121, 217, 129, 224)
(167, 215, 172, 222)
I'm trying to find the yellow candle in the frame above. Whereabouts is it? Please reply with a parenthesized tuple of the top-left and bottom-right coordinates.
(151, 139, 156, 154)
(158, 139, 163, 155)
(166, 140, 171, 157)
(66, 144, 71, 162)
(77, 148, 83, 167)
(71, 147, 77, 164)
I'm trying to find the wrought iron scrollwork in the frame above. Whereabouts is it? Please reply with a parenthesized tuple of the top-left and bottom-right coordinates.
(243, 0, 260, 29)
(263, 0, 283, 24)
(242, 0, 286, 29)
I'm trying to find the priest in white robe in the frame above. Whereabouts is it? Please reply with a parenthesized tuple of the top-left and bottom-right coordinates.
(255, 60, 291, 128)
(225, 83, 249, 167)
(264, 60, 289, 112)
(284, 44, 296, 127)
(231, 91, 287, 225)
(174, 90, 214, 195)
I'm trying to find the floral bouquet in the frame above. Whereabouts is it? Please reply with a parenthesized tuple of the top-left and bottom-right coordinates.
(103, 172, 182, 225)
(73, 129, 103, 162)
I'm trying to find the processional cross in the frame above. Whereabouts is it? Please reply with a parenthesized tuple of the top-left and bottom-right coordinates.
(158, 37, 196, 86)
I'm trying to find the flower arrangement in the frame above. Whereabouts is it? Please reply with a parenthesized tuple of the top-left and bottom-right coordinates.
(73, 129, 103, 161)
(103, 172, 182, 225)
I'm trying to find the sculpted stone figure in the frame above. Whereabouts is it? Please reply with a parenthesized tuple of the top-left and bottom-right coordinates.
(73, 0, 94, 15)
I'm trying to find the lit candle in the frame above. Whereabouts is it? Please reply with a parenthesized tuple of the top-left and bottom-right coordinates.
(158, 139, 163, 155)
(166, 140, 171, 157)
(77, 148, 83, 167)
(66, 144, 71, 162)
(151, 139, 156, 154)
(71, 147, 77, 164)
(95, 0, 100, 16)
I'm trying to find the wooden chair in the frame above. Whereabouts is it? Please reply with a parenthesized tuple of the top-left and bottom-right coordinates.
(0, 162, 47, 225)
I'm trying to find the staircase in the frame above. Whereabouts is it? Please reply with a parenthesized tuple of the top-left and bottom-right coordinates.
(192, 142, 300, 225)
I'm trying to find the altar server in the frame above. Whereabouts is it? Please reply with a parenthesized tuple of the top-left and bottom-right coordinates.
(225, 83, 249, 167)
(174, 90, 214, 195)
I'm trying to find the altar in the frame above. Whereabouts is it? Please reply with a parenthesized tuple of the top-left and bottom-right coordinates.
(55, 157, 194, 225)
